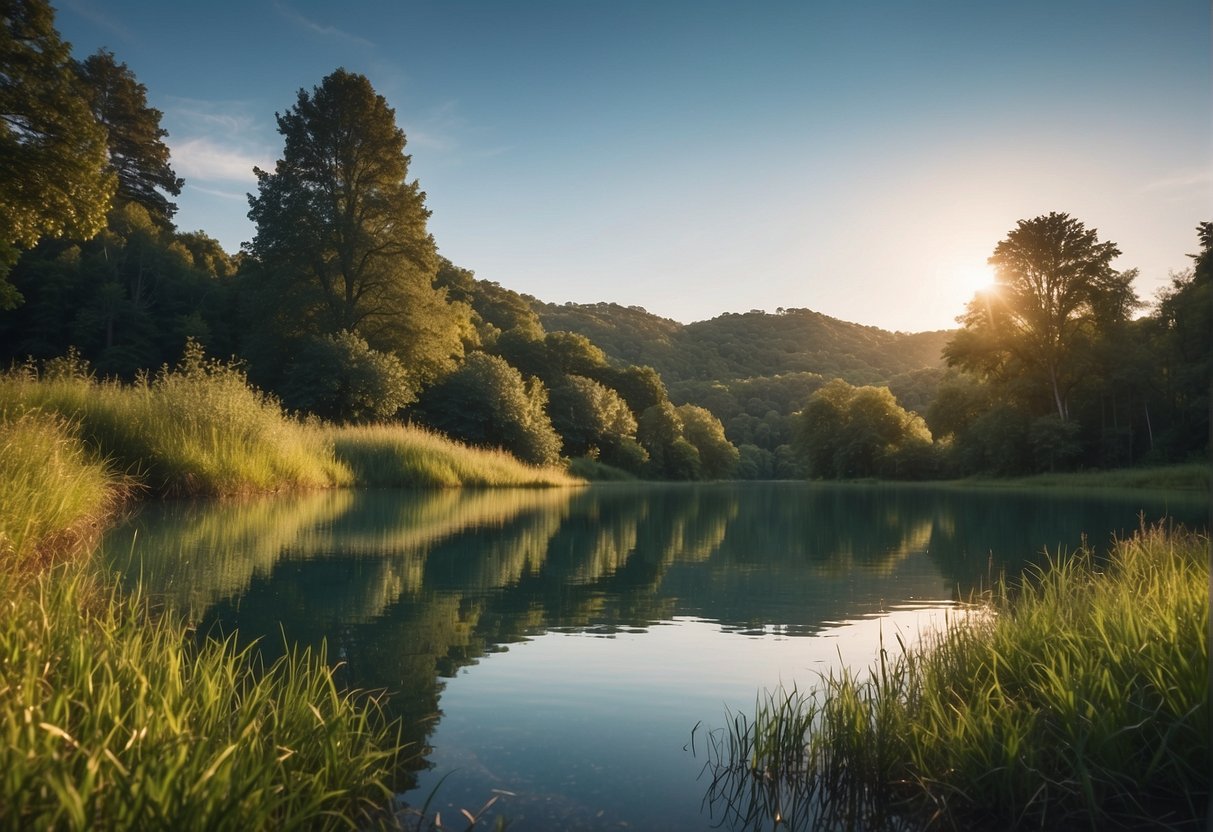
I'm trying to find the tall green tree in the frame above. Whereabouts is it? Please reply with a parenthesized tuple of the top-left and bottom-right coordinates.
(75, 49, 182, 224)
(0, 0, 114, 304)
(245, 68, 470, 408)
(944, 212, 1131, 422)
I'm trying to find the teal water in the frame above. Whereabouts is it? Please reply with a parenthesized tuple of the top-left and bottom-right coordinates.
(99, 482, 1207, 830)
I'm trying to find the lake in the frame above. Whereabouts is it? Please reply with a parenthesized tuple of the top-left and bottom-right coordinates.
(99, 482, 1206, 830)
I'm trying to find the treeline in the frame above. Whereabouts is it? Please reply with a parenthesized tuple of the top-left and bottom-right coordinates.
(791, 216, 1211, 479)
(3, 2, 1205, 484)
(0, 4, 736, 480)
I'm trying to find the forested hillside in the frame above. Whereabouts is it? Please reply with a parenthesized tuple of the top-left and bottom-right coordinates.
(533, 301, 953, 476)
(534, 302, 951, 383)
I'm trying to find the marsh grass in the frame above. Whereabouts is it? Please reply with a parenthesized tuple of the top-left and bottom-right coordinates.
(328, 423, 581, 488)
(696, 525, 1210, 831)
(0, 564, 404, 830)
(0, 346, 349, 496)
(0, 409, 122, 571)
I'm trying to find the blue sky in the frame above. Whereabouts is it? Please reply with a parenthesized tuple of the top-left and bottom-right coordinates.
(55, 1, 1210, 331)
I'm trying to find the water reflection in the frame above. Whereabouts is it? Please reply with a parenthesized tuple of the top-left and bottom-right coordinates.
(100, 482, 1206, 822)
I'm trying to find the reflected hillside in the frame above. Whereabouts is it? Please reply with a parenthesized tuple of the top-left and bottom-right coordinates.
(101, 483, 1206, 786)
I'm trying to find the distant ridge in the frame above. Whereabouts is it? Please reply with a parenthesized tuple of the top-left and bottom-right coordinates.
(532, 301, 952, 385)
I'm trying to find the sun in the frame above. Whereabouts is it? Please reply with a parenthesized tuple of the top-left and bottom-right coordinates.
(948, 261, 999, 299)
(967, 263, 998, 296)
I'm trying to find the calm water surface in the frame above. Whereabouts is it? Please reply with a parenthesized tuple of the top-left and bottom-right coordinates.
(100, 482, 1206, 830)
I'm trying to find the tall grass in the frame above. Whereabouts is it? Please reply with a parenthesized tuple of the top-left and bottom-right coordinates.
(0, 346, 580, 496)
(696, 525, 1210, 831)
(0, 346, 349, 496)
(0, 565, 403, 830)
(328, 423, 581, 488)
(0, 409, 119, 571)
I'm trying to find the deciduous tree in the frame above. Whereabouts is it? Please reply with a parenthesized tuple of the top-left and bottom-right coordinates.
(0, 0, 114, 304)
(944, 212, 1131, 422)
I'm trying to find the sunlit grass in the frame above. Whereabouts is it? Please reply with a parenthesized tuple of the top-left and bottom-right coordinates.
(696, 524, 1210, 831)
(328, 422, 581, 488)
(0, 564, 402, 830)
(0, 409, 121, 572)
(0, 346, 350, 496)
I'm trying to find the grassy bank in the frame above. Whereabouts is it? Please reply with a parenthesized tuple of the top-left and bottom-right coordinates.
(0, 395, 408, 829)
(698, 525, 1209, 831)
(329, 423, 580, 487)
(0, 567, 402, 830)
(0, 346, 578, 496)
(0, 349, 579, 828)
(967, 462, 1210, 492)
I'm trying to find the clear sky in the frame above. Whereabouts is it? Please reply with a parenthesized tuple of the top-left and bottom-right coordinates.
(54, 0, 1210, 332)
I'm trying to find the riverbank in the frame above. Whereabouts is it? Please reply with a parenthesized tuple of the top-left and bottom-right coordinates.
(966, 462, 1210, 492)
(0, 347, 579, 497)
(0, 356, 577, 829)
(699, 524, 1210, 831)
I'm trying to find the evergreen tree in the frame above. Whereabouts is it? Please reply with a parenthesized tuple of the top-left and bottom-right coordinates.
(75, 49, 182, 224)
(245, 69, 470, 409)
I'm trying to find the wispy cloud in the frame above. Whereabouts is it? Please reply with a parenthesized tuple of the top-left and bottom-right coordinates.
(186, 184, 250, 202)
(167, 97, 260, 136)
(171, 137, 271, 183)
(272, 1, 376, 50)
(61, 0, 133, 42)
(1142, 168, 1213, 192)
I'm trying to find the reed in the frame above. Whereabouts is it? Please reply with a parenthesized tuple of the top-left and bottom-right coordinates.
(328, 422, 581, 488)
(696, 524, 1210, 831)
(0, 563, 404, 830)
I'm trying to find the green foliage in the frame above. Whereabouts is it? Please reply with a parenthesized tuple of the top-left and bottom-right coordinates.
(416, 353, 562, 467)
(0, 566, 402, 830)
(945, 212, 1132, 422)
(795, 379, 935, 479)
(677, 403, 739, 479)
(245, 69, 471, 400)
(75, 49, 182, 224)
(698, 525, 1210, 830)
(0, 0, 115, 302)
(281, 330, 414, 422)
(548, 375, 636, 457)
(0, 202, 239, 377)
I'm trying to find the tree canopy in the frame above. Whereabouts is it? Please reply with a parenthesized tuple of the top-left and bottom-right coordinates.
(944, 212, 1132, 422)
(245, 69, 471, 413)
(76, 49, 182, 224)
(0, 0, 114, 304)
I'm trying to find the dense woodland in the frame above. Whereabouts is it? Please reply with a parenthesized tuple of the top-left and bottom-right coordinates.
(2, 1, 1208, 481)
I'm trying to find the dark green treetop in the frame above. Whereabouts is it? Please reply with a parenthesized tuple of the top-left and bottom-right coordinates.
(245, 68, 471, 410)
(75, 49, 182, 224)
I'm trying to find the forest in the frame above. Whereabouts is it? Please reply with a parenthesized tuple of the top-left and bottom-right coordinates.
(2, 1, 1208, 483)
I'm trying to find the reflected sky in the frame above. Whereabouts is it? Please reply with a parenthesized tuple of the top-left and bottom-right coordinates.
(99, 482, 1207, 830)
